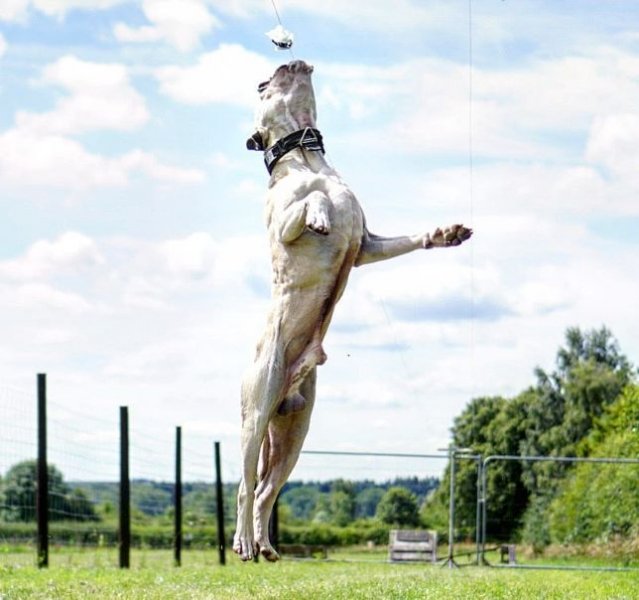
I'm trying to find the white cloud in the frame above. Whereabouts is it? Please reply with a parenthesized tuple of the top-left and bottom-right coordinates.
(0, 232, 104, 280)
(113, 22, 161, 44)
(0, 0, 29, 21)
(4, 282, 92, 312)
(103, 340, 190, 378)
(160, 232, 217, 277)
(0, 55, 205, 191)
(0, 33, 7, 57)
(505, 50, 639, 129)
(114, 0, 221, 52)
(120, 149, 206, 184)
(16, 55, 149, 136)
(319, 48, 639, 162)
(0, 0, 126, 21)
(155, 44, 274, 107)
(0, 128, 129, 189)
(0, 128, 204, 189)
(586, 113, 639, 180)
(209, 152, 242, 171)
(36, 0, 126, 17)
(209, 0, 453, 31)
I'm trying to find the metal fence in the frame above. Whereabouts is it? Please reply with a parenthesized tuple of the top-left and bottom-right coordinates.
(292, 448, 482, 566)
(479, 455, 639, 572)
(2, 374, 639, 573)
(0, 374, 231, 568)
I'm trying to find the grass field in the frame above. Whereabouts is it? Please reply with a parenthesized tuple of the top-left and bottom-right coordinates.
(1, 549, 639, 599)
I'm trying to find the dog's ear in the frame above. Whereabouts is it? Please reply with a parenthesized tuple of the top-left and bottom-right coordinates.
(246, 130, 265, 151)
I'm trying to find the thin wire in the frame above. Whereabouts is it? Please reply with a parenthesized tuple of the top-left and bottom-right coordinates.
(269, 0, 283, 26)
(377, 295, 410, 377)
(468, 0, 476, 399)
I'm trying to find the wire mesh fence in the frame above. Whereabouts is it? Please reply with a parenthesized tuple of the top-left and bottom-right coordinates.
(278, 449, 467, 564)
(3, 375, 639, 572)
(479, 455, 639, 571)
(0, 375, 234, 568)
(0, 384, 38, 554)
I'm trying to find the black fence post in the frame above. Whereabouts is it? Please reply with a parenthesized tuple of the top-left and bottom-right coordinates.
(174, 426, 182, 567)
(214, 441, 226, 565)
(269, 494, 279, 554)
(119, 406, 130, 569)
(36, 373, 48, 569)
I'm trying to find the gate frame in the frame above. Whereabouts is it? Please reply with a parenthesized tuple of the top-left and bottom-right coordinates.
(299, 449, 482, 565)
(479, 454, 639, 572)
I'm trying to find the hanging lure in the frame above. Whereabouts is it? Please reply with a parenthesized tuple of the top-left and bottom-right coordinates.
(266, 24, 294, 50)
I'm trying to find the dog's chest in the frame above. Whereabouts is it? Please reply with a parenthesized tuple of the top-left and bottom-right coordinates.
(328, 184, 364, 244)
(269, 178, 364, 288)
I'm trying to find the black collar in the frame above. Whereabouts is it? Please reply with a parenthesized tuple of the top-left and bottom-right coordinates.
(262, 128, 325, 175)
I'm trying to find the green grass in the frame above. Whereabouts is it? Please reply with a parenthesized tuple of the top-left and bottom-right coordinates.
(1, 549, 639, 599)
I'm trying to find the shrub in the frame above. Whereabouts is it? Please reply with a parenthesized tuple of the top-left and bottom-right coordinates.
(376, 487, 420, 527)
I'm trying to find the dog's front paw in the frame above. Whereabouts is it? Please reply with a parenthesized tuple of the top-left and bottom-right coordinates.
(424, 224, 472, 248)
(306, 203, 331, 235)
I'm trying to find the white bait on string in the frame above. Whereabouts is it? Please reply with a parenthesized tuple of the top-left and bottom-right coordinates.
(266, 24, 294, 50)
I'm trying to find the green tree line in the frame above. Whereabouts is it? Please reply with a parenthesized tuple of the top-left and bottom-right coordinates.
(423, 326, 638, 550)
(0, 461, 438, 545)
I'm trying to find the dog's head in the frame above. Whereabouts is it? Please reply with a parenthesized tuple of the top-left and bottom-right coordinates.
(246, 60, 317, 152)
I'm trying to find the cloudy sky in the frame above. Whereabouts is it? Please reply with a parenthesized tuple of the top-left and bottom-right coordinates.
(1, 1, 638, 483)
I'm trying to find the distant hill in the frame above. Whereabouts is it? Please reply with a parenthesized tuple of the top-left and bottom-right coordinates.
(68, 477, 440, 523)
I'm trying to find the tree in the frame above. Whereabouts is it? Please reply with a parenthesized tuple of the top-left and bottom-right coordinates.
(429, 326, 635, 544)
(355, 487, 385, 519)
(0, 460, 98, 522)
(183, 488, 215, 517)
(428, 394, 529, 539)
(131, 482, 172, 516)
(547, 384, 639, 544)
(522, 326, 633, 498)
(376, 487, 420, 527)
(281, 486, 319, 522)
(329, 491, 356, 527)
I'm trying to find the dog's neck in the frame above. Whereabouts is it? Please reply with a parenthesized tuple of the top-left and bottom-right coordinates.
(263, 127, 325, 177)
(266, 116, 330, 184)
(268, 142, 329, 186)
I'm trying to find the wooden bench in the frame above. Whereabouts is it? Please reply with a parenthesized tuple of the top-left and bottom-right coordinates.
(388, 529, 438, 563)
(278, 544, 328, 559)
(500, 544, 516, 565)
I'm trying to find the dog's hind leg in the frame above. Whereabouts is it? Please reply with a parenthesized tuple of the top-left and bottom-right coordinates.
(234, 409, 269, 561)
(277, 329, 326, 416)
(253, 369, 316, 561)
(234, 331, 287, 561)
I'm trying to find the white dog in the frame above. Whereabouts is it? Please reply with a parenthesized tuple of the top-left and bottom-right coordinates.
(234, 60, 472, 561)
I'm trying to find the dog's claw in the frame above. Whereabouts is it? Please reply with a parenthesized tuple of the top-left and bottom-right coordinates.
(307, 218, 330, 235)
(309, 223, 329, 235)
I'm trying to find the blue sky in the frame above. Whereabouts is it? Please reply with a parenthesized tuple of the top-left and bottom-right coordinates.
(1, 0, 638, 483)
